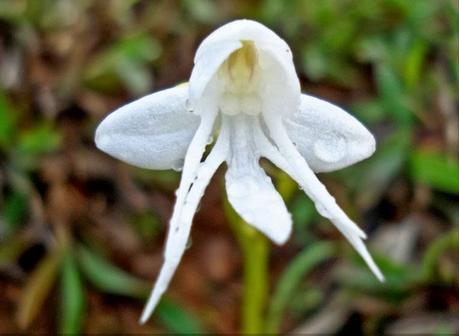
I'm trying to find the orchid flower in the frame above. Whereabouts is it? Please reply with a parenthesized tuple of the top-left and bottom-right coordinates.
(95, 19, 384, 323)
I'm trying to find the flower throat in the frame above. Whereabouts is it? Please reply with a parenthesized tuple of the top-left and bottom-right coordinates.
(220, 41, 262, 116)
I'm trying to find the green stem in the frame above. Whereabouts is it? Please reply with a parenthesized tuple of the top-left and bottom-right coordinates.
(224, 200, 269, 334)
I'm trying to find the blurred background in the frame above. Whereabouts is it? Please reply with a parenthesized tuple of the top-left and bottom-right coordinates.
(0, 0, 458, 334)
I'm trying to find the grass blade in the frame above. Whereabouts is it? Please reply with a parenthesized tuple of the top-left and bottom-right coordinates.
(266, 242, 336, 333)
(60, 251, 85, 334)
(76, 244, 150, 299)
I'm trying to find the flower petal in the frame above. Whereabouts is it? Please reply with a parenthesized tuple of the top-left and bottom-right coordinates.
(284, 94, 376, 172)
(140, 120, 230, 323)
(95, 86, 199, 170)
(195, 20, 291, 63)
(189, 39, 242, 106)
(192, 20, 301, 117)
(264, 114, 383, 281)
(225, 115, 292, 245)
(258, 49, 301, 120)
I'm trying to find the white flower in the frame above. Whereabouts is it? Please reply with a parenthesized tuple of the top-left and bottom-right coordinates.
(95, 19, 383, 323)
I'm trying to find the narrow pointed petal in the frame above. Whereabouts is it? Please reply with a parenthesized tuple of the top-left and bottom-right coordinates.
(264, 115, 383, 280)
(95, 86, 199, 170)
(225, 115, 292, 245)
(140, 122, 230, 323)
(142, 75, 220, 324)
(170, 104, 218, 233)
(336, 225, 385, 281)
(285, 94, 376, 172)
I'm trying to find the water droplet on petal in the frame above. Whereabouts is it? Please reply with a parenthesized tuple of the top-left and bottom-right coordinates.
(313, 133, 347, 163)
(185, 99, 194, 113)
(172, 159, 185, 172)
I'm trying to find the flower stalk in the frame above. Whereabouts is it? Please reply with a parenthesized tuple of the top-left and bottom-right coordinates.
(225, 199, 269, 334)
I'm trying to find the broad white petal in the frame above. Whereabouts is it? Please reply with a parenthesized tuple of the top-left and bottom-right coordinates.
(285, 94, 376, 172)
(225, 115, 292, 245)
(140, 120, 230, 323)
(264, 114, 383, 281)
(95, 86, 199, 170)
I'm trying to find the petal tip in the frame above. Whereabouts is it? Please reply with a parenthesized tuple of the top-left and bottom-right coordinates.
(94, 122, 110, 152)
(375, 268, 385, 282)
(94, 127, 107, 151)
(267, 215, 292, 245)
(139, 310, 150, 325)
(368, 133, 377, 156)
(272, 233, 290, 246)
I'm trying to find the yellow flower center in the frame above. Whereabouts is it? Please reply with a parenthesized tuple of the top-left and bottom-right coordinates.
(219, 41, 262, 116)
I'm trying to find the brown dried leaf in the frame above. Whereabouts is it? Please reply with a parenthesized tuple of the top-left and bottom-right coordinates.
(16, 248, 63, 329)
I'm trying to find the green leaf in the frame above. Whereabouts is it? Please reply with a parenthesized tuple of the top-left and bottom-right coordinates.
(290, 193, 316, 244)
(419, 229, 459, 282)
(84, 34, 161, 94)
(376, 63, 412, 126)
(129, 210, 162, 241)
(18, 123, 61, 155)
(3, 191, 28, 235)
(182, 0, 219, 24)
(77, 244, 150, 299)
(77, 245, 205, 332)
(351, 99, 387, 125)
(132, 169, 181, 191)
(0, 90, 16, 147)
(342, 130, 411, 208)
(403, 40, 427, 88)
(0, 0, 26, 22)
(266, 242, 336, 333)
(302, 45, 328, 81)
(60, 251, 85, 335)
(409, 150, 459, 194)
(16, 248, 63, 329)
(346, 253, 418, 295)
(155, 299, 205, 334)
(115, 59, 152, 95)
